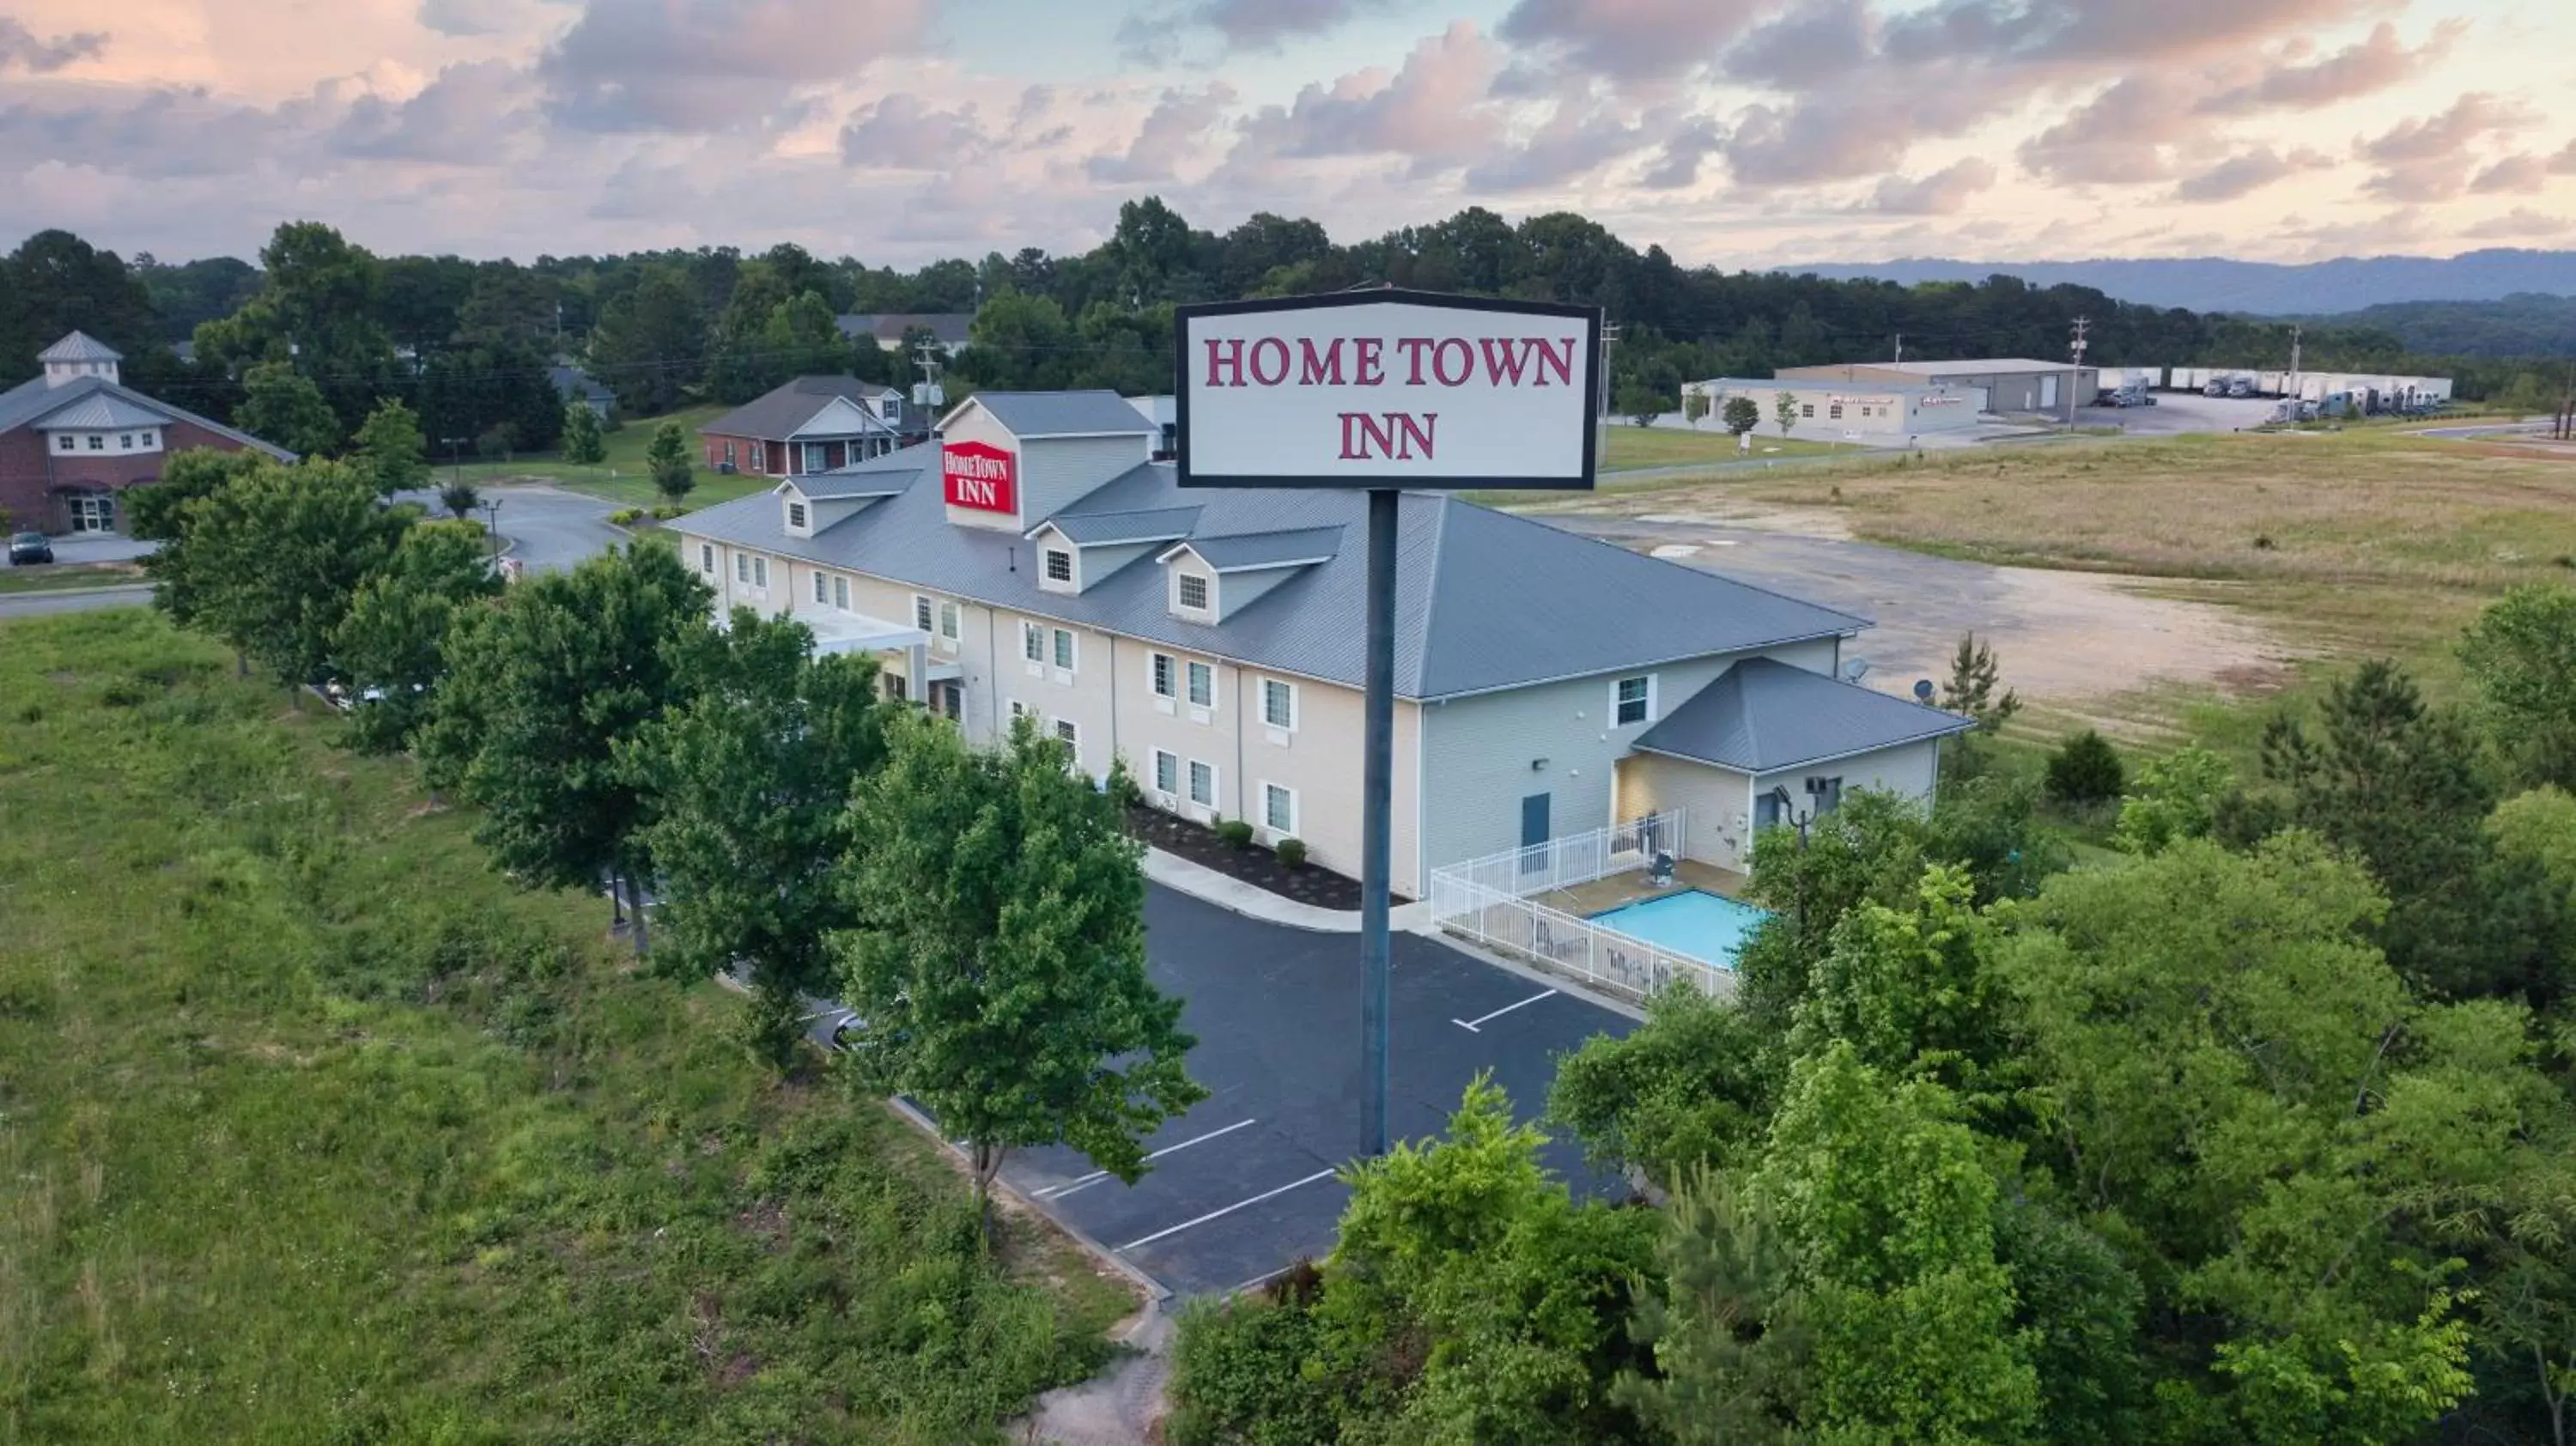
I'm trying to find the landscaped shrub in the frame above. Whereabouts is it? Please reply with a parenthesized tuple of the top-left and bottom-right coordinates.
(1105, 757, 1145, 810)
(1216, 817, 1255, 850)
(1274, 836, 1307, 869)
(607, 507, 643, 526)
(1166, 1293, 1330, 1446)
(650, 504, 685, 520)
(2045, 728, 2126, 806)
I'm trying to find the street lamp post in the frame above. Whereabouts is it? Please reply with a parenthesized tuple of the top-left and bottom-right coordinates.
(480, 497, 502, 566)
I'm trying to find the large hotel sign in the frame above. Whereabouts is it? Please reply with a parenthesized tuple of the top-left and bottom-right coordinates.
(941, 440, 1018, 513)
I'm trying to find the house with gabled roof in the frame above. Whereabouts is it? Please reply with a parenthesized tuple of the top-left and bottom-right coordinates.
(674, 388, 1971, 895)
(696, 375, 925, 480)
(0, 331, 291, 535)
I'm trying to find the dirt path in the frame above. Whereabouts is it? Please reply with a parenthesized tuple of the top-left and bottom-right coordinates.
(1534, 495, 2299, 732)
(1016, 1307, 1173, 1445)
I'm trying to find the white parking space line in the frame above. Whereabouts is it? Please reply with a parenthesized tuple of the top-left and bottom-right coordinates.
(1116, 1169, 1339, 1254)
(1452, 987, 1558, 1033)
(1032, 1118, 1261, 1201)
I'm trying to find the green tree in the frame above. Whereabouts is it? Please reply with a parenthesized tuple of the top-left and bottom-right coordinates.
(589, 265, 706, 415)
(234, 361, 342, 455)
(1615, 378, 1667, 428)
(1618, 1167, 1811, 1445)
(1772, 389, 1800, 440)
(191, 221, 394, 431)
(438, 480, 479, 520)
(143, 458, 406, 684)
(1939, 630, 2020, 732)
(560, 398, 607, 466)
(1550, 982, 1777, 1192)
(350, 397, 429, 495)
(2461, 584, 2576, 792)
(2111, 743, 2233, 854)
(332, 519, 501, 753)
(1682, 389, 1711, 428)
(646, 420, 695, 505)
(1787, 866, 2020, 1115)
(834, 713, 1204, 1227)
(417, 544, 711, 951)
(625, 613, 888, 1070)
(1722, 394, 1761, 437)
(2044, 728, 2125, 806)
(125, 447, 267, 542)
(0, 229, 162, 386)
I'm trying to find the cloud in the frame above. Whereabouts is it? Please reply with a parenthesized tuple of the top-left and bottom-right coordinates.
(1230, 22, 1504, 173)
(2551, 139, 2576, 176)
(0, 16, 104, 73)
(1865, 158, 1998, 214)
(1462, 102, 1653, 191)
(2196, 21, 2463, 114)
(2464, 209, 2573, 241)
(1638, 115, 1724, 189)
(1192, 0, 1392, 48)
(1723, 0, 1874, 88)
(538, 0, 934, 132)
(2168, 146, 2330, 203)
(2470, 153, 2549, 195)
(1498, 0, 1771, 84)
(1087, 83, 1235, 183)
(839, 94, 993, 168)
(0, 83, 333, 179)
(2017, 76, 2184, 185)
(2359, 93, 2537, 202)
(336, 62, 538, 163)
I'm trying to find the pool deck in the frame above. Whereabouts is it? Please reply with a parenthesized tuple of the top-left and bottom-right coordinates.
(1534, 859, 1751, 919)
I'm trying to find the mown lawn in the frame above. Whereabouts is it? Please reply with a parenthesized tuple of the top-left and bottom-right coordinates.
(1600, 424, 1841, 471)
(441, 404, 771, 512)
(0, 611, 1132, 1444)
(0, 562, 143, 596)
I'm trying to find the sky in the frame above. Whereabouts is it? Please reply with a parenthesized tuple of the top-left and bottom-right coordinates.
(1, 0, 2572, 270)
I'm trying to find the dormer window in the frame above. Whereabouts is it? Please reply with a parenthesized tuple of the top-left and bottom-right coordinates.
(56, 434, 73, 453)
(1177, 574, 1210, 611)
(1043, 548, 1073, 584)
(787, 500, 808, 529)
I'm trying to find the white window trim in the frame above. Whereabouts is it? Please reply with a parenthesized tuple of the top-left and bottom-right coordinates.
(1260, 677, 1297, 732)
(1186, 660, 1216, 710)
(1150, 652, 1177, 698)
(1187, 758, 1218, 809)
(1152, 748, 1180, 798)
(700, 543, 715, 573)
(1262, 782, 1298, 835)
(813, 570, 829, 604)
(912, 594, 934, 632)
(751, 556, 769, 589)
(833, 574, 849, 611)
(1054, 717, 1080, 757)
(786, 500, 809, 530)
(1176, 572, 1212, 613)
(1611, 672, 1657, 727)
(936, 599, 960, 652)
(1022, 620, 1046, 665)
(1052, 627, 1078, 673)
(1042, 547, 1076, 588)
(735, 554, 750, 584)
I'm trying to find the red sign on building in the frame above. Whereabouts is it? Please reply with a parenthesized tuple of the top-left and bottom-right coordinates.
(942, 440, 1018, 513)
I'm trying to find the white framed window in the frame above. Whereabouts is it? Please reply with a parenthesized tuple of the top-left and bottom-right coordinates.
(55, 434, 73, 453)
(1022, 621, 1045, 663)
(700, 543, 714, 573)
(1153, 749, 1179, 796)
(119, 432, 133, 450)
(913, 595, 933, 631)
(1261, 678, 1297, 731)
(787, 500, 808, 528)
(751, 556, 769, 589)
(938, 600, 960, 649)
(813, 571, 829, 604)
(1188, 759, 1216, 807)
(87, 434, 103, 450)
(1828, 403, 1844, 421)
(724, 440, 737, 465)
(1805, 775, 1844, 813)
(1263, 782, 1297, 835)
(1043, 548, 1074, 584)
(735, 554, 750, 583)
(1800, 403, 1815, 418)
(1054, 718, 1079, 753)
(1052, 628, 1076, 671)
(1151, 653, 1176, 697)
(1613, 674, 1655, 726)
(833, 575, 849, 611)
(1177, 573, 1211, 611)
(1187, 660, 1214, 708)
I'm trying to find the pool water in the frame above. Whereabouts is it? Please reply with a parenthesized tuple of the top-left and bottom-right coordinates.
(1588, 889, 1771, 965)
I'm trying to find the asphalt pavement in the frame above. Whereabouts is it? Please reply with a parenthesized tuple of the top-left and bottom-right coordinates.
(393, 483, 628, 573)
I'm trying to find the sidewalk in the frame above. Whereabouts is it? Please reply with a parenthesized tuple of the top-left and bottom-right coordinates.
(1141, 847, 1435, 934)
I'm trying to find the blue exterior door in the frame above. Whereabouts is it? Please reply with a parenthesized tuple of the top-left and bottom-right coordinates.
(1521, 793, 1551, 848)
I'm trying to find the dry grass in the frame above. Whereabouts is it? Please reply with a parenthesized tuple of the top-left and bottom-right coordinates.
(1722, 429, 2576, 668)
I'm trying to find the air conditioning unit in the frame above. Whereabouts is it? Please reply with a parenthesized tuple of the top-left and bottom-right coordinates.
(716, 462, 738, 475)
(1155, 793, 1178, 810)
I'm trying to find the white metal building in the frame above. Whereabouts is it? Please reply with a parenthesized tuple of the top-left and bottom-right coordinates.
(1683, 377, 1985, 442)
(1776, 359, 2097, 416)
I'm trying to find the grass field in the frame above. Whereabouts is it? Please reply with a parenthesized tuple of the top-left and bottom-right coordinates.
(0, 611, 1131, 1444)
(0, 562, 143, 596)
(1720, 428, 2576, 678)
(1599, 424, 1842, 471)
(442, 404, 772, 511)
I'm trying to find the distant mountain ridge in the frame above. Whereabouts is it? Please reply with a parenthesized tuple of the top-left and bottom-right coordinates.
(1783, 249, 2576, 316)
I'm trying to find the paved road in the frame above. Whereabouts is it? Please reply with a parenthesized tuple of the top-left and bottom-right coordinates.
(393, 483, 628, 573)
(992, 884, 1634, 1297)
(0, 584, 153, 618)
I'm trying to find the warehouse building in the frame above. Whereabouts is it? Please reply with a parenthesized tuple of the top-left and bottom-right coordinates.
(1681, 377, 1985, 442)
(1776, 358, 2098, 416)
(674, 390, 1973, 896)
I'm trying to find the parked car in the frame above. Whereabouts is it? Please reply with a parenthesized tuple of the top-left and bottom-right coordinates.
(8, 532, 53, 565)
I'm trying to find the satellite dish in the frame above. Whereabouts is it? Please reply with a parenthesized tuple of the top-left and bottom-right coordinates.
(1913, 679, 1936, 703)
(1842, 658, 1870, 683)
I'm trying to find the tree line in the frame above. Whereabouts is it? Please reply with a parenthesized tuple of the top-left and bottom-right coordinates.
(129, 444, 1206, 1232)
(9, 199, 2567, 461)
(1169, 595, 2576, 1445)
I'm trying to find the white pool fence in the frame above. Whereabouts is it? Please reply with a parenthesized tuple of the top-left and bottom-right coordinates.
(1425, 810, 1735, 1002)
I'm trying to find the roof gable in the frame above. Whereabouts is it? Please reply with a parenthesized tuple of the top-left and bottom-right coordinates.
(949, 390, 1154, 440)
(1634, 657, 1972, 773)
(39, 331, 122, 363)
(702, 375, 902, 441)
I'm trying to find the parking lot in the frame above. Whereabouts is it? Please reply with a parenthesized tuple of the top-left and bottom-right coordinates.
(998, 884, 1636, 1297)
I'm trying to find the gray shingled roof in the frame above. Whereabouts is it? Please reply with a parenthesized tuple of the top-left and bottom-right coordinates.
(38, 331, 122, 363)
(959, 391, 1152, 439)
(787, 456, 927, 501)
(1039, 507, 1200, 545)
(1172, 526, 1345, 572)
(702, 376, 901, 442)
(33, 392, 172, 429)
(0, 374, 293, 459)
(677, 442, 1867, 701)
(1633, 657, 1973, 773)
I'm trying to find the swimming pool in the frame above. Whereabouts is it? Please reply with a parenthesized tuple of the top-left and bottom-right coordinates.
(1588, 889, 1771, 966)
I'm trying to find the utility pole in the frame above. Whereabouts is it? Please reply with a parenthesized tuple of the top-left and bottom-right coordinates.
(2068, 316, 2090, 424)
(1893, 332, 1905, 365)
(1596, 321, 1622, 459)
(2288, 324, 2303, 405)
(913, 337, 945, 442)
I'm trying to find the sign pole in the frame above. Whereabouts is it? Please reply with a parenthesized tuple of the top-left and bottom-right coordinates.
(1359, 486, 1397, 1158)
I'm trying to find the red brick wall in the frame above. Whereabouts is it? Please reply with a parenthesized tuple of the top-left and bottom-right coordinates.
(0, 420, 256, 532)
(701, 431, 772, 476)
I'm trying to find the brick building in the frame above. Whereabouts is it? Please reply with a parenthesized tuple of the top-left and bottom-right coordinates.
(697, 375, 927, 481)
(0, 331, 289, 535)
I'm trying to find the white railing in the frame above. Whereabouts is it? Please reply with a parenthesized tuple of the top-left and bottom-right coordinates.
(1435, 810, 1686, 900)
(1425, 810, 1732, 1002)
